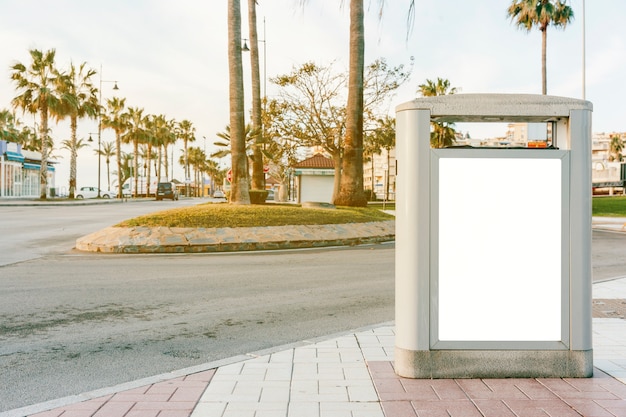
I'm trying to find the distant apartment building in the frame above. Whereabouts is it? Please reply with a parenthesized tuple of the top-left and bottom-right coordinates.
(364, 148, 396, 201)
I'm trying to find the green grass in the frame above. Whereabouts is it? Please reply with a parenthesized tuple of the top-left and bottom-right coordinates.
(116, 203, 395, 228)
(593, 196, 626, 217)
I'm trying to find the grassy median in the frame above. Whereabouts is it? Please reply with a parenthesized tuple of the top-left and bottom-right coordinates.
(593, 196, 626, 217)
(116, 203, 395, 228)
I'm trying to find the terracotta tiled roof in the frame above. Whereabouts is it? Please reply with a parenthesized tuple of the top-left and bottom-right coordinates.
(293, 153, 334, 168)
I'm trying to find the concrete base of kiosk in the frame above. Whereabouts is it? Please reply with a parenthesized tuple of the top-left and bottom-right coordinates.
(395, 347, 593, 379)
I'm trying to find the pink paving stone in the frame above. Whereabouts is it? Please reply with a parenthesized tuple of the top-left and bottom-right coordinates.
(472, 399, 518, 417)
(168, 386, 207, 402)
(380, 400, 418, 417)
(504, 399, 591, 417)
(124, 410, 160, 417)
(131, 401, 195, 411)
(109, 393, 172, 403)
(372, 377, 406, 393)
(367, 361, 396, 377)
(51, 411, 101, 417)
(91, 401, 135, 417)
(410, 399, 483, 417)
(400, 380, 442, 400)
(429, 380, 470, 400)
(158, 411, 197, 417)
(565, 399, 620, 417)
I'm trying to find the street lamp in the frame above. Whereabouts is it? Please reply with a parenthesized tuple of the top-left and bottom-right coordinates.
(97, 64, 119, 197)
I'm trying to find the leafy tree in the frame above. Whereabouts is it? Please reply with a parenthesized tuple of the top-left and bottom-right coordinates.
(273, 62, 346, 201)
(508, 0, 574, 95)
(10, 48, 63, 199)
(273, 59, 410, 201)
(417, 77, 459, 148)
(56, 62, 99, 198)
(227, 0, 250, 204)
(101, 97, 128, 198)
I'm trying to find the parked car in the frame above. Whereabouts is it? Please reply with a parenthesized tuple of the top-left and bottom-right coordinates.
(212, 189, 225, 198)
(75, 186, 117, 199)
(266, 189, 275, 201)
(156, 182, 179, 201)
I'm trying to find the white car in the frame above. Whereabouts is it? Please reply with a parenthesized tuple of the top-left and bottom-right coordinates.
(212, 189, 225, 198)
(76, 186, 117, 199)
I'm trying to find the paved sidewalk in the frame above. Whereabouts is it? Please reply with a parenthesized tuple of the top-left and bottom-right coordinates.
(3, 277, 623, 417)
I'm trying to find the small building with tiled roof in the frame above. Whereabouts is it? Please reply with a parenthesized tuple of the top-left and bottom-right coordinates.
(293, 153, 335, 204)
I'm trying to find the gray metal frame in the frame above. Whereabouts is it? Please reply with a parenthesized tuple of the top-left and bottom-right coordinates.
(429, 148, 571, 350)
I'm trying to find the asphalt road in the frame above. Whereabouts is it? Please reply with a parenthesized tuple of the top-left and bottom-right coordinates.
(0, 199, 395, 411)
(0, 200, 624, 412)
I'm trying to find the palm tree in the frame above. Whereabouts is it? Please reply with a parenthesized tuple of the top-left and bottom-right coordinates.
(178, 119, 196, 196)
(101, 97, 128, 199)
(0, 109, 21, 143)
(247, 0, 265, 192)
(609, 134, 624, 162)
(367, 116, 395, 200)
(97, 140, 116, 190)
(124, 106, 146, 198)
(335, 0, 367, 207)
(56, 62, 99, 198)
(10, 48, 62, 199)
(508, 0, 574, 95)
(418, 77, 459, 148)
(61, 137, 91, 188)
(227, 0, 250, 204)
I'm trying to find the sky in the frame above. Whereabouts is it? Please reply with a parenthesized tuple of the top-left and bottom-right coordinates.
(0, 0, 624, 192)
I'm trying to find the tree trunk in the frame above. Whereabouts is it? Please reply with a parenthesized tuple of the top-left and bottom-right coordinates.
(228, 0, 250, 204)
(116, 131, 123, 200)
(39, 106, 49, 200)
(248, 0, 265, 191)
(69, 116, 78, 199)
(541, 27, 547, 95)
(335, 0, 366, 207)
(133, 140, 139, 198)
(146, 145, 152, 196)
(332, 152, 342, 203)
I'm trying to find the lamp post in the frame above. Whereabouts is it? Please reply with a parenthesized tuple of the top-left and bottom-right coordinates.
(97, 65, 119, 198)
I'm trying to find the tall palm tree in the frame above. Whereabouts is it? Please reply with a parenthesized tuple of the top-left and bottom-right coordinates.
(10, 48, 62, 199)
(247, 0, 265, 191)
(418, 77, 459, 148)
(124, 106, 146, 198)
(227, 0, 250, 204)
(97, 140, 116, 190)
(508, 0, 574, 95)
(609, 134, 624, 162)
(101, 97, 128, 199)
(0, 109, 20, 143)
(335, 0, 367, 207)
(56, 62, 99, 198)
(178, 119, 195, 196)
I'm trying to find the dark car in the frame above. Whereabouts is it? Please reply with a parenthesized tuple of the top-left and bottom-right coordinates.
(156, 182, 179, 201)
